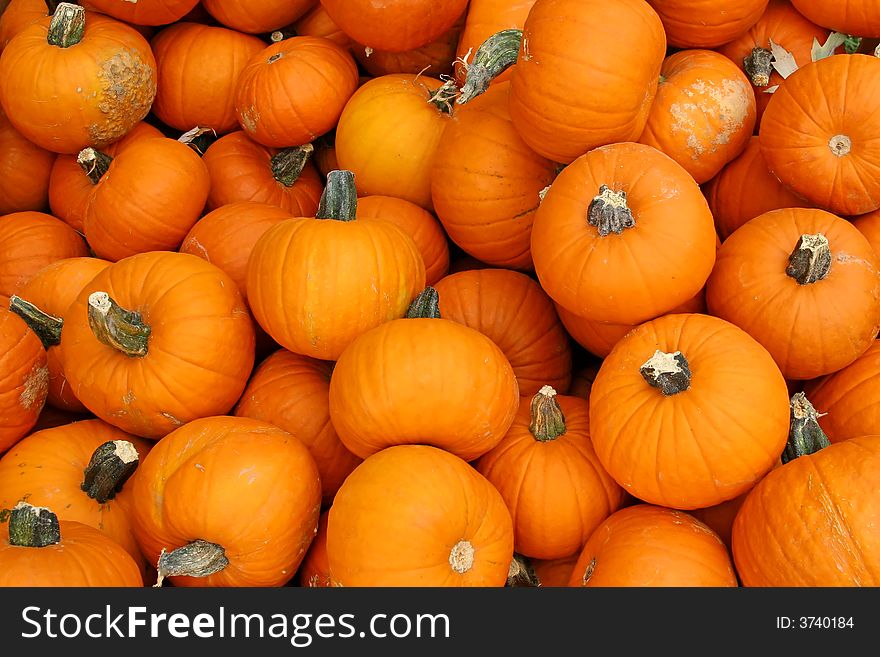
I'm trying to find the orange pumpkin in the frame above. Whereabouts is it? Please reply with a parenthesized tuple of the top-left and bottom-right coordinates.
(0, 105, 55, 215)
(297, 509, 333, 587)
(852, 207, 880, 255)
(79, 0, 199, 25)
(646, 0, 768, 48)
(201, 0, 316, 34)
(790, 0, 880, 38)
(0, 307, 48, 453)
(291, 3, 351, 48)
(0, 0, 50, 53)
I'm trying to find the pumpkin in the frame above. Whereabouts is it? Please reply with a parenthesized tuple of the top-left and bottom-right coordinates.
(0, 0, 50, 52)
(529, 552, 579, 587)
(233, 36, 359, 148)
(567, 359, 602, 400)
(732, 399, 880, 586)
(789, 0, 880, 38)
(82, 136, 211, 261)
(149, 21, 265, 135)
(646, 0, 768, 48)
(0, 105, 55, 215)
(296, 509, 332, 587)
(702, 135, 812, 240)
(433, 268, 573, 396)
(567, 504, 738, 587)
(201, 0, 316, 34)
(0, 3, 157, 154)
(431, 81, 558, 270)
(0, 502, 143, 586)
(9, 256, 111, 412)
(327, 287, 520, 462)
(852, 208, 880, 255)
(234, 348, 362, 505)
(638, 48, 756, 184)
(589, 312, 790, 509)
(129, 415, 321, 587)
(58, 251, 256, 440)
(475, 386, 625, 560)
(458, 0, 667, 164)
(201, 130, 323, 216)
(327, 444, 514, 586)
(759, 53, 880, 216)
(530, 142, 717, 325)
(291, 3, 351, 48)
(0, 418, 152, 573)
(246, 170, 426, 361)
(706, 207, 880, 380)
(79, 0, 199, 25)
(0, 306, 48, 453)
(320, 0, 469, 53)
(334, 72, 456, 211)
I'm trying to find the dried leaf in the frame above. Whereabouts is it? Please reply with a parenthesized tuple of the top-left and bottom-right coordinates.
(764, 85, 780, 94)
(811, 32, 848, 61)
(769, 39, 798, 79)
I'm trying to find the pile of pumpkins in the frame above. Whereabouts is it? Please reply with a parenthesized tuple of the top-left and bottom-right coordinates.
(1, 0, 879, 588)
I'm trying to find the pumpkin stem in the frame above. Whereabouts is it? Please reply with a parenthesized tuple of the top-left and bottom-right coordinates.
(77, 147, 113, 185)
(457, 28, 522, 104)
(178, 126, 218, 156)
(448, 539, 475, 575)
(8, 502, 60, 548)
(588, 185, 635, 236)
(87, 292, 151, 357)
(81, 440, 139, 503)
(271, 144, 314, 187)
(8, 295, 63, 348)
(743, 47, 773, 87)
(507, 554, 540, 587)
(47, 2, 84, 48)
(828, 134, 852, 157)
(529, 385, 567, 442)
(426, 79, 459, 114)
(783, 392, 831, 464)
(786, 233, 831, 285)
(581, 556, 597, 586)
(154, 540, 229, 587)
(315, 169, 357, 221)
(640, 350, 691, 395)
(270, 27, 296, 43)
(405, 286, 441, 318)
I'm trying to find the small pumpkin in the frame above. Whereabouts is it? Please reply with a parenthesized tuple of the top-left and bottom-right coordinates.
(646, 0, 768, 48)
(296, 509, 332, 587)
(0, 0, 51, 53)
(789, 0, 880, 38)
(201, 0, 316, 35)
(0, 105, 55, 215)
(0, 306, 48, 453)
(78, 0, 199, 25)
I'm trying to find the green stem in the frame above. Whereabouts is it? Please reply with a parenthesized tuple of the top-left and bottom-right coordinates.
(406, 287, 441, 319)
(47, 2, 84, 48)
(783, 392, 831, 464)
(81, 440, 139, 503)
(786, 233, 831, 285)
(457, 28, 522, 104)
(8, 502, 60, 548)
(154, 540, 229, 587)
(8, 295, 62, 348)
(77, 147, 113, 185)
(529, 386, 566, 441)
(87, 292, 150, 357)
(315, 169, 357, 221)
(640, 350, 691, 396)
(271, 144, 314, 187)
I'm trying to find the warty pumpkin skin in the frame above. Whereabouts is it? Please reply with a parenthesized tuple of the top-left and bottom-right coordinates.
(129, 415, 322, 587)
(0, 105, 55, 215)
(706, 207, 880, 381)
(0, 4, 157, 154)
(58, 251, 256, 440)
(327, 444, 514, 586)
(646, 0, 768, 48)
(790, 0, 880, 38)
(589, 312, 791, 509)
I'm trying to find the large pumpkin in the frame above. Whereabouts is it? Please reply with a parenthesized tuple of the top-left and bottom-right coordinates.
(0, 306, 48, 453)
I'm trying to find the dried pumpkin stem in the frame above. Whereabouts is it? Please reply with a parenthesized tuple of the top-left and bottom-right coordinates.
(405, 286, 441, 318)
(828, 134, 851, 157)
(8, 295, 62, 348)
(507, 554, 540, 587)
(786, 233, 831, 284)
(743, 47, 773, 87)
(271, 144, 314, 187)
(640, 350, 691, 395)
(81, 440, 139, 503)
(154, 540, 229, 587)
(77, 147, 113, 185)
(448, 540, 475, 575)
(783, 392, 831, 464)
(178, 126, 217, 156)
(47, 2, 84, 48)
(588, 185, 635, 236)
(8, 502, 60, 548)
(87, 291, 151, 357)
(427, 79, 459, 114)
(529, 385, 566, 442)
(315, 169, 357, 221)
(457, 28, 522, 104)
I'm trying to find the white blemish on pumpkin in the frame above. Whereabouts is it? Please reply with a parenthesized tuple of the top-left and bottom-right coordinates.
(239, 106, 260, 135)
(449, 540, 475, 574)
(194, 463, 205, 472)
(19, 363, 49, 410)
(667, 78, 752, 160)
(160, 412, 183, 426)
(122, 390, 136, 405)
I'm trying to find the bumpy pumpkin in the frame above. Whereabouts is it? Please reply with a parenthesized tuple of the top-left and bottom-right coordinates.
(0, 307, 48, 453)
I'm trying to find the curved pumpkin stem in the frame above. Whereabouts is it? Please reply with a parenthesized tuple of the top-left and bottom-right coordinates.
(8, 502, 60, 548)
(405, 286, 441, 319)
(507, 554, 540, 587)
(315, 169, 357, 221)
(77, 147, 113, 185)
(743, 47, 773, 87)
(640, 350, 691, 396)
(81, 440, 139, 503)
(786, 233, 831, 285)
(457, 28, 523, 105)
(271, 143, 314, 187)
(87, 292, 151, 357)
(426, 79, 459, 114)
(529, 385, 567, 442)
(8, 295, 62, 348)
(783, 392, 831, 464)
(588, 185, 635, 236)
(154, 540, 229, 587)
(48, 3, 84, 49)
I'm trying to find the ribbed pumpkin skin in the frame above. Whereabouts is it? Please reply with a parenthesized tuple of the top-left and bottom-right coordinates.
(59, 251, 256, 440)
(706, 208, 880, 381)
(0, 106, 55, 215)
(130, 416, 322, 587)
(507, 0, 666, 164)
(589, 313, 790, 509)
(433, 268, 572, 396)
(297, 510, 333, 587)
(79, 0, 200, 25)
(790, 0, 880, 38)
(234, 349, 362, 504)
(328, 317, 520, 462)
(759, 54, 880, 216)
(0, 307, 48, 453)
(646, 0, 768, 48)
(0, 519, 144, 587)
(568, 504, 738, 587)
(327, 444, 514, 586)
(431, 81, 558, 270)
(201, 0, 316, 34)
(0, 418, 153, 571)
(0, 10, 157, 154)
(732, 435, 880, 586)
